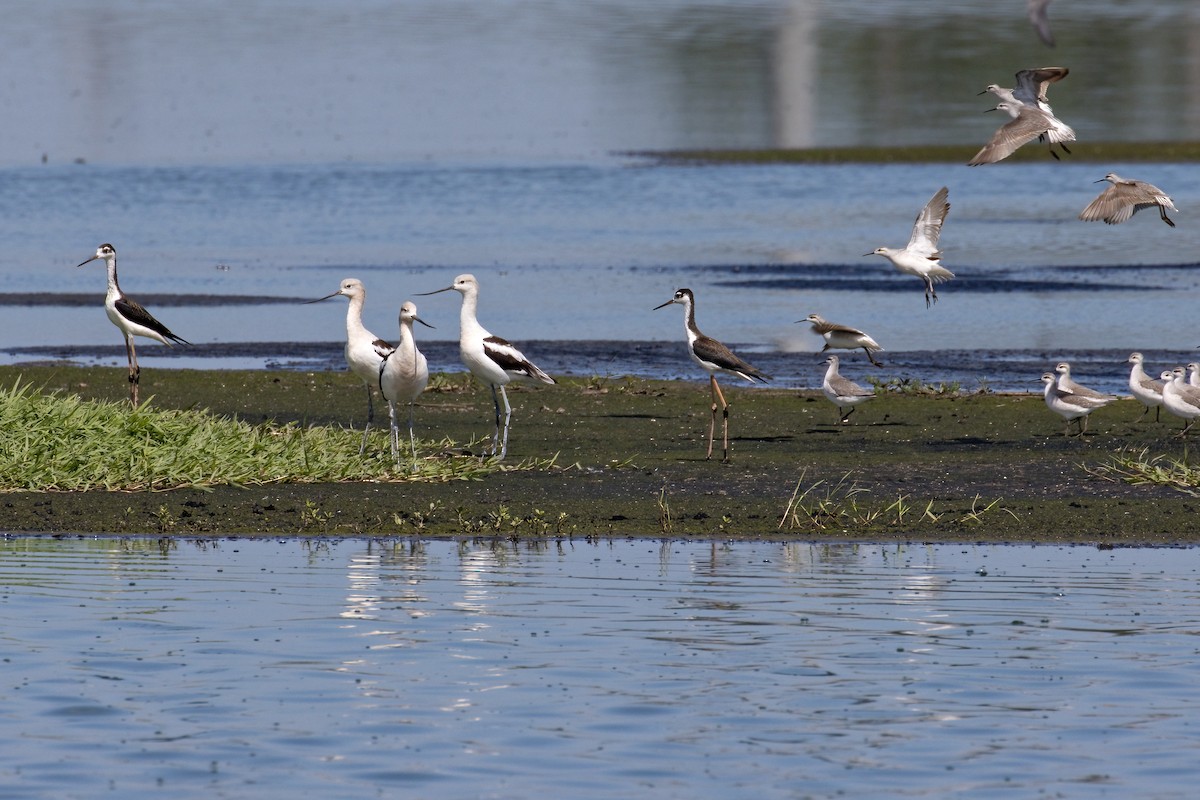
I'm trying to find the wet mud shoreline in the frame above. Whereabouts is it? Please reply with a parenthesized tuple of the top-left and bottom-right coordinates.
(0, 365, 1196, 544)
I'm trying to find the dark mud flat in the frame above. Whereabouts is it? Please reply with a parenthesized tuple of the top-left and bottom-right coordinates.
(1, 365, 1196, 544)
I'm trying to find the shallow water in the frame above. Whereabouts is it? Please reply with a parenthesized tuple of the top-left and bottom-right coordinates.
(1, 537, 1197, 799)
(2, 160, 1198, 395)
(2, 1, 1198, 392)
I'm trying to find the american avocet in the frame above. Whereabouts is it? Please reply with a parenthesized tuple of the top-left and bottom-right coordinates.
(821, 355, 875, 423)
(1027, 1, 1055, 47)
(1127, 352, 1165, 422)
(1160, 370, 1200, 437)
(1041, 372, 1109, 436)
(77, 243, 189, 407)
(865, 186, 954, 308)
(1054, 362, 1115, 403)
(801, 314, 883, 366)
(1079, 173, 1178, 227)
(418, 274, 554, 460)
(305, 279, 394, 454)
(378, 301, 432, 468)
(968, 101, 1074, 165)
(654, 288, 769, 461)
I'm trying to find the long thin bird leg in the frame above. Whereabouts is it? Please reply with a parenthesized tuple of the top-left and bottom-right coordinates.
(387, 399, 399, 466)
(407, 403, 418, 469)
(360, 383, 374, 455)
(1160, 206, 1176, 227)
(489, 384, 502, 457)
(840, 406, 854, 424)
(706, 376, 718, 460)
(864, 347, 883, 367)
(125, 335, 140, 407)
(710, 375, 731, 462)
(497, 384, 512, 461)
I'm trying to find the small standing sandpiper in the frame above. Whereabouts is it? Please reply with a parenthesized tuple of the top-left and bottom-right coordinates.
(1040, 372, 1110, 437)
(1127, 352, 1165, 423)
(821, 355, 876, 424)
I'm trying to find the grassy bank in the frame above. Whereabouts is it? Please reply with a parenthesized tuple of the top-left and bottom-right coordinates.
(632, 141, 1200, 165)
(0, 364, 1197, 543)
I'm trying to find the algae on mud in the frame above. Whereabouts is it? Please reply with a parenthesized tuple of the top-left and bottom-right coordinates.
(0, 364, 1196, 543)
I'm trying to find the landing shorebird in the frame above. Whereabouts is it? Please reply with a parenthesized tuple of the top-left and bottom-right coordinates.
(1160, 370, 1200, 437)
(1127, 352, 1165, 422)
(1041, 372, 1110, 436)
(968, 101, 1075, 165)
(865, 186, 954, 308)
(306, 278, 394, 454)
(77, 243, 190, 407)
(1027, 0, 1055, 47)
(418, 274, 554, 460)
(821, 355, 875, 423)
(801, 314, 883, 367)
(1079, 173, 1178, 227)
(654, 288, 769, 461)
(378, 301, 432, 468)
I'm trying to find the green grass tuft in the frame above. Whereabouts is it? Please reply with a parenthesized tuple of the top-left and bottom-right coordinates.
(0, 380, 505, 491)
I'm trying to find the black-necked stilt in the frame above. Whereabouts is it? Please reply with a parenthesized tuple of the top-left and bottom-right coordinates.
(305, 278, 394, 454)
(76, 243, 189, 406)
(418, 274, 554, 460)
(378, 301, 432, 468)
(801, 314, 884, 367)
(821, 355, 876, 424)
(864, 187, 954, 308)
(654, 288, 769, 462)
(1161, 370, 1200, 437)
(1126, 353, 1164, 423)
(1079, 173, 1177, 227)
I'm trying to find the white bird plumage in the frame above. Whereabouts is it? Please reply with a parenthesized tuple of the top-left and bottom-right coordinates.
(306, 278, 394, 454)
(379, 300, 433, 468)
(419, 273, 554, 460)
(821, 355, 876, 423)
(77, 243, 190, 407)
(1127, 352, 1165, 423)
(1160, 370, 1200, 437)
(801, 313, 883, 366)
(1041, 372, 1110, 436)
(865, 186, 954, 308)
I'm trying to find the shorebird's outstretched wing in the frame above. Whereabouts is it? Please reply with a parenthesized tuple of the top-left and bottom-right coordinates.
(906, 186, 950, 255)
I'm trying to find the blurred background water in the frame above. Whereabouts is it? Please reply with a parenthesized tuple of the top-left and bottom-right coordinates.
(0, 0, 1197, 391)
